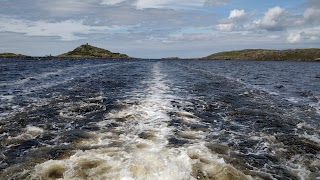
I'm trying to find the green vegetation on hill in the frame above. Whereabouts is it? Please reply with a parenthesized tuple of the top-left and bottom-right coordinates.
(0, 53, 26, 57)
(205, 49, 320, 61)
(58, 44, 129, 59)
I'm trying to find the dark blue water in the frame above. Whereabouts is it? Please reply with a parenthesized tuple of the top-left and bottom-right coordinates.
(0, 59, 319, 180)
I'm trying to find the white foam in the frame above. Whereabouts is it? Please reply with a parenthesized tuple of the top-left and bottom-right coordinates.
(0, 95, 15, 101)
(300, 132, 320, 144)
(287, 97, 300, 103)
(30, 63, 251, 179)
(309, 101, 320, 115)
(285, 155, 312, 180)
(9, 125, 44, 141)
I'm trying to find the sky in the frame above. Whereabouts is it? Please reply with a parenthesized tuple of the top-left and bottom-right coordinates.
(0, 0, 319, 58)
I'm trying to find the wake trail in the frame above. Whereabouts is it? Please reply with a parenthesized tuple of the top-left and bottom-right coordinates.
(30, 62, 251, 180)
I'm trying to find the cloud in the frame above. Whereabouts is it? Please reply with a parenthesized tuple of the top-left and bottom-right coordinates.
(216, 23, 234, 31)
(228, 9, 247, 20)
(134, 0, 207, 9)
(252, 6, 319, 31)
(32, 0, 230, 14)
(249, 6, 320, 43)
(258, 6, 287, 31)
(0, 17, 133, 41)
(213, 5, 320, 45)
(0, 0, 319, 58)
(34, 0, 100, 16)
(287, 26, 320, 43)
(287, 32, 301, 43)
(216, 9, 249, 31)
(134, 0, 231, 10)
(204, 0, 231, 6)
(101, 0, 127, 6)
(304, 8, 320, 25)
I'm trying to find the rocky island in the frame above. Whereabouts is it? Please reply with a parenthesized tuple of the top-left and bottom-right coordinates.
(204, 49, 320, 61)
(58, 44, 129, 59)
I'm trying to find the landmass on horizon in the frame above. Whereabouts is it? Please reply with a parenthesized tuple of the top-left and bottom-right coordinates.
(58, 44, 129, 59)
(1, 44, 320, 61)
(0, 52, 27, 57)
(204, 49, 320, 61)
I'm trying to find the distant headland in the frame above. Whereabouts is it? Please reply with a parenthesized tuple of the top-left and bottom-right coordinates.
(1, 44, 320, 61)
(0, 52, 28, 58)
(203, 49, 320, 61)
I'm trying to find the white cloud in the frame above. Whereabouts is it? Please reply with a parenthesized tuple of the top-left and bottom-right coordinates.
(134, 0, 207, 9)
(287, 26, 320, 43)
(101, 0, 126, 6)
(36, 0, 230, 11)
(251, 6, 320, 45)
(216, 23, 234, 31)
(34, 0, 229, 13)
(35, 0, 99, 16)
(287, 32, 301, 43)
(0, 17, 132, 41)
(216, 9, 248, 31)
(252, 6, 311, 31)
(204, 0, 231, 6)
(229, 9, 246, 20)
(259, 6, 285, 30)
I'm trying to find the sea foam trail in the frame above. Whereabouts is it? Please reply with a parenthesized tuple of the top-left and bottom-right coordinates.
(30, 63, 250, 180)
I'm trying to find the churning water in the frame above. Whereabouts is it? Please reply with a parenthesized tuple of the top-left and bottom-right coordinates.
(0, 58, 319, 179)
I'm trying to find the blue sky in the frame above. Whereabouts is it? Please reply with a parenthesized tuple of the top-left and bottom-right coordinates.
(0, 0, 319, 58)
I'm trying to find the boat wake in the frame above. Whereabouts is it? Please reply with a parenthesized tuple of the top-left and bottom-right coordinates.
(30, 63, 250, 180)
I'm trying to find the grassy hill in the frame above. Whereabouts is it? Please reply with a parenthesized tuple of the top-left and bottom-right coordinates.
(0, 53, 26, 57)
(205, 49, 320, 61)
(58, 44, 129, 59)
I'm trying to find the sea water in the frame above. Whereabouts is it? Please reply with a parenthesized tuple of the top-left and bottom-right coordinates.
(0, 58, 319, 179)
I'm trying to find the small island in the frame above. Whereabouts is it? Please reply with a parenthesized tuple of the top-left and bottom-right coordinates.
(204, 49, 320, 61)
(58, 44, 129, 59)
(0, 52, 27, 58)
